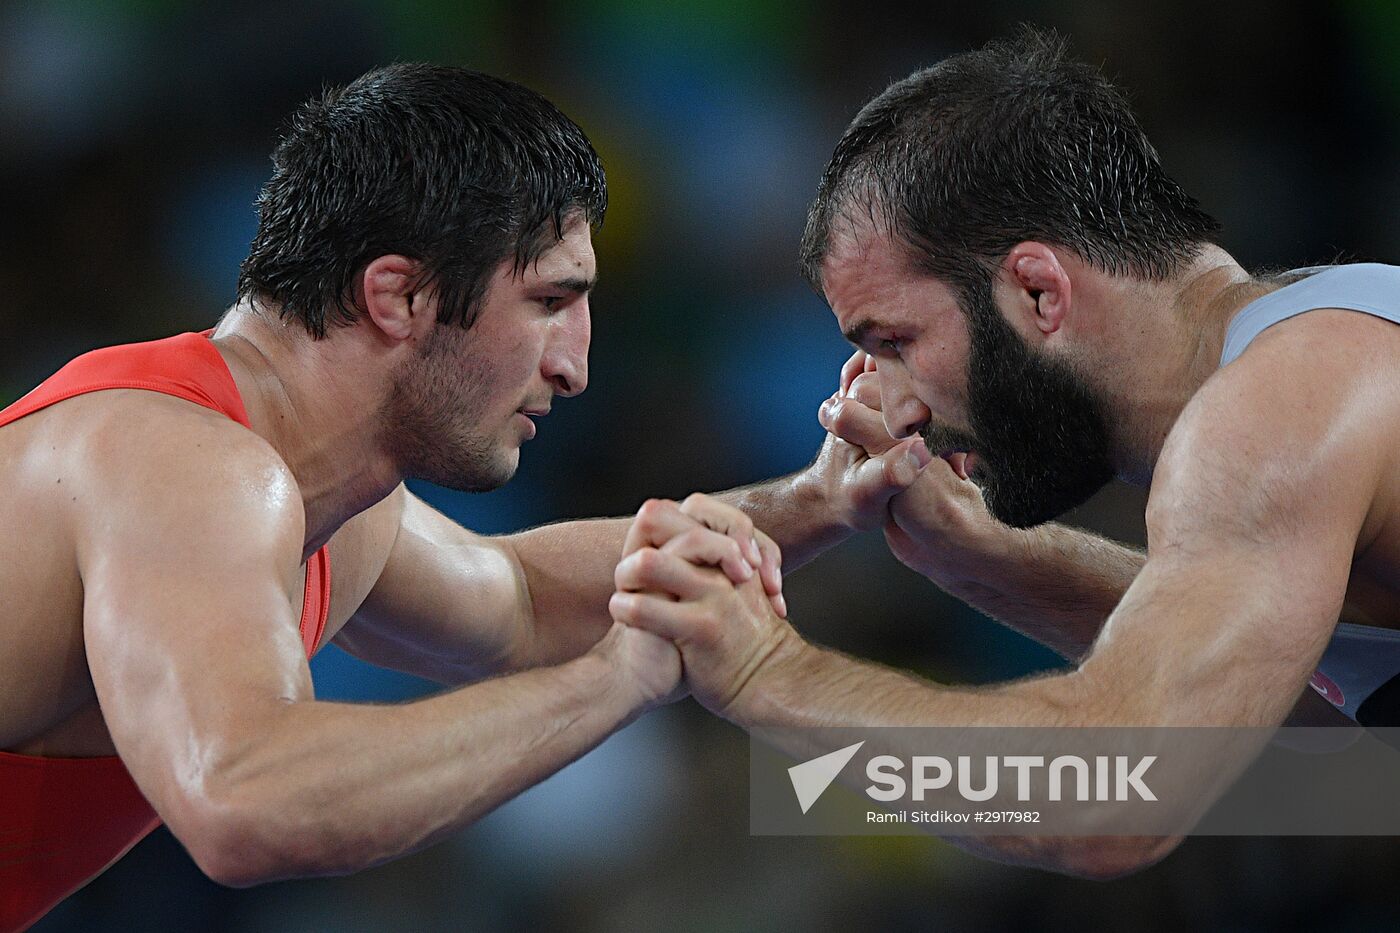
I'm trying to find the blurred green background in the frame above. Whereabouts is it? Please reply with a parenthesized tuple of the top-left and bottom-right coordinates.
(6, 0, 1400, 930)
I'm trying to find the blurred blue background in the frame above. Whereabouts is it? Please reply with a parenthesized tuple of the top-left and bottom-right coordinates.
(6, 0, 1400, 929)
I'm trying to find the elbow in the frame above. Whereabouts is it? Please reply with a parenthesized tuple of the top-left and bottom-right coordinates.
(175, 790, 340, 888)
(180, 802, 290, 888)
(186, 836, 275, 889)
(1044, 834, 1182, 881)
(181, 819, 275, 888)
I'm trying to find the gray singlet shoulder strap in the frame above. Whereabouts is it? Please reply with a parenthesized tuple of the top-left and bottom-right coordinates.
(1220, 263, 1400, 367)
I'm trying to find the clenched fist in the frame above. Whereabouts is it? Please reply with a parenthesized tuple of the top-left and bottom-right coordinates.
(816, 351, 1009, 586)
(808, 350, 935, 532)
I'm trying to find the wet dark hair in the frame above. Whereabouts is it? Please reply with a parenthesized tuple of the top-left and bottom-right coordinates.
(799, 27, 1220, 301)
(238, 63, 607, 338)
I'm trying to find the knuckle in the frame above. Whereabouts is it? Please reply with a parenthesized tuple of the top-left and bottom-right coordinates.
(609, 592, 638, 623)
(697, 614, 724, 646)
(830, 402, 859, 435)
(676, 527, 707, 549)
(850, 483, 879, 510)
(882, 450, 913, 484)
(686, 610, 716, 644)
(640, 498, 680, 526)
(633, 547, 664, 576)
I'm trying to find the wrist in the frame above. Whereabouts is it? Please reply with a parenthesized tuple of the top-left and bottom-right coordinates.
(581, 635, 655, 721)
(784, 467, 829, 518)
(721, 630, 817, 730)
(784, 469, 858, 556)
(905, 505, 1028, 590)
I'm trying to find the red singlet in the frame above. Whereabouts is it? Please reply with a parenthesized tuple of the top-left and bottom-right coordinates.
(0, 332, 331, 932)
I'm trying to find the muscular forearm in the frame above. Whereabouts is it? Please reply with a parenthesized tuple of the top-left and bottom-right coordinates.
(909, 521, 1143, 662)
(729, 640, 1191, 877)
(714, 471, 1143, 664)
(504, 496, 788, 671)
(180, 650, 641, 885)
(733, 637, 1087, 731)
(506, 517, 632, 667)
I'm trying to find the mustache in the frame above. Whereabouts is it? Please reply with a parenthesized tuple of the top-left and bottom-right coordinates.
(919, 421, 980, 458)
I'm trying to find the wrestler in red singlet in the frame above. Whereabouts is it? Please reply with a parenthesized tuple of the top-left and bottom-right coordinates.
(0, 332, 330, 932)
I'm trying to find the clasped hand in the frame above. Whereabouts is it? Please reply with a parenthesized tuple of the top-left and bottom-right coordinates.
(606, 494, 799, 719)
(818, 350, 1002, 580)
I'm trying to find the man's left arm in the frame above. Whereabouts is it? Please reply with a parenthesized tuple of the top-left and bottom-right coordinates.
(335, 487, 782, 682)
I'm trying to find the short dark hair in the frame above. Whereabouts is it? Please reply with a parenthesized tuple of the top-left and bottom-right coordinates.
(239, 63, 607, 338)
(799, 27, 1220, 300)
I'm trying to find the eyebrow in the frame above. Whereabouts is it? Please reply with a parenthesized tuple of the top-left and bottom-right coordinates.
(549, 274, 597, 295)
(842, 318, 881, 347)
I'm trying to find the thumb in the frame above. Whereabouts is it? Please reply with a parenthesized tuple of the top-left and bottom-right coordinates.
(852, 437, 932, 511)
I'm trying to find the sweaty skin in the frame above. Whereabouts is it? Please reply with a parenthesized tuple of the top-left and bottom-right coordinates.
(0, 218, 787, 890)
(613, 229, 1400, 879)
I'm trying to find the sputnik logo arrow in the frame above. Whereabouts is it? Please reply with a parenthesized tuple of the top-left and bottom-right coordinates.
(787, 741, 866, 814)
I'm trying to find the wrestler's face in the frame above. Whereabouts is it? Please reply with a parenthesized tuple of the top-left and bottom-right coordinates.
(823, 230, 1114, 528)
(386, 217, 594, 491)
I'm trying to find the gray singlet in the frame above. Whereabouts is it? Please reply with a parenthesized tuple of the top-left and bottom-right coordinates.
(1220, 263, 1400, 723)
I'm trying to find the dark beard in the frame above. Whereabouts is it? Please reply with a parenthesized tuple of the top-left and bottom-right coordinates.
(923, 283, 1116, 528)
(379, 323, 512, 492)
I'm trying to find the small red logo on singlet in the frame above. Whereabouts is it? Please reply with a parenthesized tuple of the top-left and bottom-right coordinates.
(1309, 670, 1345, 707)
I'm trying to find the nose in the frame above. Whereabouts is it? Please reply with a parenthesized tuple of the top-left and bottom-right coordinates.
(880, 366, 931, 440)
(544, 301, 590, 397)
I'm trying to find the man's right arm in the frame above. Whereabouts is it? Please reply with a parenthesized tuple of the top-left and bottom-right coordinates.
(716, 354, 1338, 732)
(882, 464, 1142, 661)
(73, 401, 673, 887)
(817, 358, 1338, 728)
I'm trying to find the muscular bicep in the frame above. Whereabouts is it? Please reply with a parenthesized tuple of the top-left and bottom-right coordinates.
(335, 487, 530, 683)
(74, 408, 312, 834)
(1081, 534, 1349, 728)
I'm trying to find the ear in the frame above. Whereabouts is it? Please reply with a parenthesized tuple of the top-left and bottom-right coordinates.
(358, 255, 434, 344)
(1000, 242, 1071, 336)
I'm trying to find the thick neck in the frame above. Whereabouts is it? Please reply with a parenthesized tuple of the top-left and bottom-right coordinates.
(211, 301, 403, 558)
(1090, 247, 1276, 485)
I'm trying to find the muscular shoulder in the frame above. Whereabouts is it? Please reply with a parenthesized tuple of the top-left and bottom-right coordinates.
(54, 390, 305, 564)
(1150, 309, 1400, 549)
